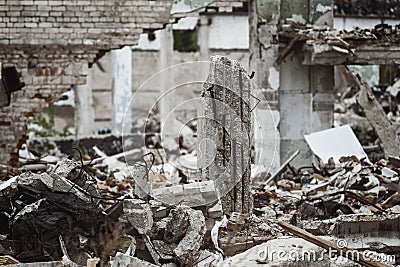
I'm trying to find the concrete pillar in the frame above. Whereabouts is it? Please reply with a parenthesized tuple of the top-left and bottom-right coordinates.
(74, 70, 95, 137)
(198, 15, 209, 61)
(279, 52, 313, 166)
(278, 0, 334, 167)
(111, 46, 133, 135)
(159, 25, 175, 140)
(197, 56, 252, 214)
(310, 65, 334, 132)
(250, 0, 281, 173)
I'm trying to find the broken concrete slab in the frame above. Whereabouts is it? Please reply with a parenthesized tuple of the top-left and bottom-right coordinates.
(332, 214, 400, 253)
(197, 250, 223, 267)
(151, 180, 218, 207)
(227, 212, 246, 232)
(152, 240, 175, 263)
(163, 205, 206, 265)
(207, 200, 223, 219)
(354, 71, 400, 158)
(0, 171, 100, 214)
(149, 200, 168, 218)
(123, 199, 153, 235)
(53, 158, 99, 198)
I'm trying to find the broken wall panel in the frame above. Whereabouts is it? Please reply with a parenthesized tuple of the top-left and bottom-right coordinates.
(332, 214, 400, 259)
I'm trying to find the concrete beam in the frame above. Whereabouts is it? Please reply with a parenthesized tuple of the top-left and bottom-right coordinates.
(303, 44, 400, 65)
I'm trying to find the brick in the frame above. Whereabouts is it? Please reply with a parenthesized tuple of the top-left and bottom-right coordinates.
(25, 22, 38, 27)
(48, 0, 62, 5)
(0, 0, 206, 164)
(20, 1, 34, 5)
(7, 11, 21, 16)
(35, 1, 48, 5)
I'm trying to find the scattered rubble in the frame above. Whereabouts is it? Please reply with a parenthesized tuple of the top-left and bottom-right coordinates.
(2, 127, 400, 266)
(2, 53, 400, 267)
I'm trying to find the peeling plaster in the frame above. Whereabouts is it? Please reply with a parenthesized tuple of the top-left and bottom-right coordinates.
(268, 67, 279, 90)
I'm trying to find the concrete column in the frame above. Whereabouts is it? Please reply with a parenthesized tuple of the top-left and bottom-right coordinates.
(198, 15, 209, 61)
(74, 69, 95, 137)
(310, 65, 334, 132)
(309, 0, 335, 155)
(197, 56, 252, 214)
(278, 0, 334, 167)
(159, 25, 175, 139)
(251, 0, 281, 173)
(279, 52, 313, 167)
(111, 46, 133, 135)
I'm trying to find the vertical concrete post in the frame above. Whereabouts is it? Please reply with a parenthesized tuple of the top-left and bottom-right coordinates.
(279, 51, 313, 167)
(198, 15, 209, 61)
(75, 70, 95, 137)
(251, 0, 281, 173)
(310, 65, 334, 132)
(111, 46, 133, 136)
(310, 0, 335, 135)
(159, 25, 175, 138)
(198, 56, 252, 214)
(278, 0, 334, 167)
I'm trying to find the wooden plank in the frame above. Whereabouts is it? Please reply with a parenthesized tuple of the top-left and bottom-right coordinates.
(262, 150, 299, 188)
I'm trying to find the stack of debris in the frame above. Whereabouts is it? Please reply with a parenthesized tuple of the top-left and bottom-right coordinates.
(2, 56, 400, 267)
(0, 126, 400, 266)
(0, 157, 221, 266)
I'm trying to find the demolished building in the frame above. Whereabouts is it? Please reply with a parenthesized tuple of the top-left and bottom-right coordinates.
(1, 0, 400, 266)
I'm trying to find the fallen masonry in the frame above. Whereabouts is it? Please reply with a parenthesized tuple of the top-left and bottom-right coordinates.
(1, 56, 400, 267)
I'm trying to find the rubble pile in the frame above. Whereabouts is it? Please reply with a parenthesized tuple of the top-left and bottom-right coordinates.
(251, 154, 400, 265)
(2, 145, 400, 267)
(256, 155, 400, 220)
(0, 155, 222, 267)
(280, 21, 400, 45)
(2, 115, 400, 265)
(1, 56, 400, 267)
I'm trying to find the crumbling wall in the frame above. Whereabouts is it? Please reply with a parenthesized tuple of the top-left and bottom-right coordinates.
(0, 0, 174, 165)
